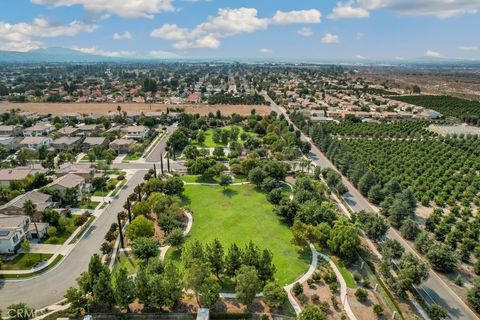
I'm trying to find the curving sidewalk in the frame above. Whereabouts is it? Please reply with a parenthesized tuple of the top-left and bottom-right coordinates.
(159, 210, 193, 261)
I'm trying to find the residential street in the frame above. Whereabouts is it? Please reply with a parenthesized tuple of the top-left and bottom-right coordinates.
(0, 170, 146, 312)
(145, 125, 176, 162)
(263, 92, 479, 320)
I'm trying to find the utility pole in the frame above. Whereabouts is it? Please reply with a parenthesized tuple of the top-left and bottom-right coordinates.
(167, 152, 170, 172)
(160, 153, 164, 175)
(126, 199, 132, 223)
(153, 164, 157, 178)
(117, 213, 124, 248)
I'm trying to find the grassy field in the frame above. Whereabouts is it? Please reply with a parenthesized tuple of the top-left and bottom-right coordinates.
(122, 152, 142, 162)
(191, 125, 251, 148)
(1, 253, 53, 270)
(169, 184, 310, 286)
(180, 175, 248, 184)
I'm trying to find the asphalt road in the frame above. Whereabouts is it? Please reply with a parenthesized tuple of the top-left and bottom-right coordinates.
(145, 125, 176, 162)
(0, 170, 146, 313)
(263, 92, 479, 320)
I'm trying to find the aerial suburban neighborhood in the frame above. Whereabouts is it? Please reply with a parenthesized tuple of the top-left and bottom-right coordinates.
(0, 1, 480, 320)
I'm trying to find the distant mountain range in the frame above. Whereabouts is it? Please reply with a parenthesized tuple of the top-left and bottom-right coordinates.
(0, 47, 180, 63)
(0, 47, 479, 66)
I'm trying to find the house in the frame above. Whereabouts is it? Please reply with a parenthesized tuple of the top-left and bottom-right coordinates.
(126, 111, 142, 122)
(0, 215, 30, 254)
(83, 137, 108, 152)
(0, 191, 56, 218)
(17, 111, 38, 120)
(76, 124, 103, 136)
(57, 126, 79, 136)
(0, 167, 46, 186)
(19, 136, 53, 149)
(48, 173, 87, 202)
(109, 138, 136, 154)
(123, 126, 149, 140)
(0, 136, 23, 151)
(52, 137, 82, 152)
(63, 112, 83, 120)
(0, 125, 23, 137)
(56, 163, 95, 182)
(23, 123, 54, 137)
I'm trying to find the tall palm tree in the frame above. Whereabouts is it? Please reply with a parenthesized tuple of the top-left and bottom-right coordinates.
(23, 200, 39, 239)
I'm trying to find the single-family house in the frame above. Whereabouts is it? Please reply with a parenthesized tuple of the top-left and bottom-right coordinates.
(0, 191, 56, 218)
(56, 163, 95, 182)
(0, 136, 23, 151)
(123, 126, 149, 140)
(57, 126, 79, 136)
(48, 173, 88, 202)
(0, 125, 23, 137)
(19, 136, 53, 149)
(23, 123, 54, 137)
(0, 215, 30, 254)
(82, 137, 108, 152)
(109, 138, 136, 154)
(0, 167, 46, 186)
(76, 124, 103, 136)
(52, 136, 82, 152)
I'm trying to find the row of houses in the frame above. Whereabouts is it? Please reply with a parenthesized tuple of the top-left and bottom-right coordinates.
(0, 163, 96, 254)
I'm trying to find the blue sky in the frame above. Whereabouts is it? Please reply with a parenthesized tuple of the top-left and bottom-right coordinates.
(0, 0, 479, 60)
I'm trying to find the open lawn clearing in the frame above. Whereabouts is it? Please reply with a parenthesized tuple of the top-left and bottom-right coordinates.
(180, 174, 248, 184)
(168, 184, 310, 286)
(0, 103, 271, 116)
(1, 253, 53, 270)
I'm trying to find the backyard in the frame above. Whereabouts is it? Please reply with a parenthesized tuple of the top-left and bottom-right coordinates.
(168, 184, 310, 286)
(1, 253, 53, 270)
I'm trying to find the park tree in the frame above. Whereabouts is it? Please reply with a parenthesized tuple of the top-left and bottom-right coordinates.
(355, 211, 388, 242)
(219, 173, 233, 190)
(135, 266, 151, 306)
(328, 218, 361, 261)
(263, 281, 287, 308)
(206, 239, 224, 279)
(258, 249, 276, 285)
(112, 267, 135, 310)
(235, 265, 261, 307)
(93, 271, 115, 308)
(225, 243, 243, 277)
(199, 278, 221, 308)
(426, 243, 458, 272)
(125, 215, 154, 241)
(184, 259, 211, 306)
(65, 287, 88, 311)
(427, 304, 448, 320)
(182, 240, 206, 268)
(132, 237, 159, 260)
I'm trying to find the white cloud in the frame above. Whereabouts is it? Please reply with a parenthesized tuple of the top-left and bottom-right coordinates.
(321, 33, 340, 44)
(356, 55, 366, 59)
(0, 18, 98, 52)
(150, 24, 190, 41)
(459, 46, 479, 51)
(271, 9, 321, 24)
(72, 46, 135, 57)
(298, 27, 313, 37)
(151, 7, 322, 49)
(329, 0, 480, 19)
(193, 34, 220, 48)
(356, 32, 364, 40)
(259, 48, 272, 54)
(425, 50, 441, 58)
(113, 31, 132, 40)
(31, 0, 174, 19)
(328, 3, 369, 19)
(148, 50, 180, 58)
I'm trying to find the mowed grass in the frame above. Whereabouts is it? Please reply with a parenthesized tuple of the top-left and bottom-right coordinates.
(176, 184, 310, 286)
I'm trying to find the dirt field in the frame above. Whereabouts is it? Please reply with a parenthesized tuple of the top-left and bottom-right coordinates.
(0, 102, 271, 116)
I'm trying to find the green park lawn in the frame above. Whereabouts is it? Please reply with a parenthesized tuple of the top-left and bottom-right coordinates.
(1, 253, 53, 270)
(169, 184, 310, 286)
(191, 126, 251, 148)
(180, 175, 248, 184)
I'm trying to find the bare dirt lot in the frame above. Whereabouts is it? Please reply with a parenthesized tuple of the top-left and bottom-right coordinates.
(0, 103, 272, 116)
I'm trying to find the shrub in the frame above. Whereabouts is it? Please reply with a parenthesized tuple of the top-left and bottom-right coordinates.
(311, 294, 320, 304)
(165, 228, 185, 246)
(293, 282, 303, 296)
(353, 271, 362, 282)
(355, 288, 368, 302)
(132, 237, 159, 260)
(373, 304, 383, 317)
(101, 241, 113, 254)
